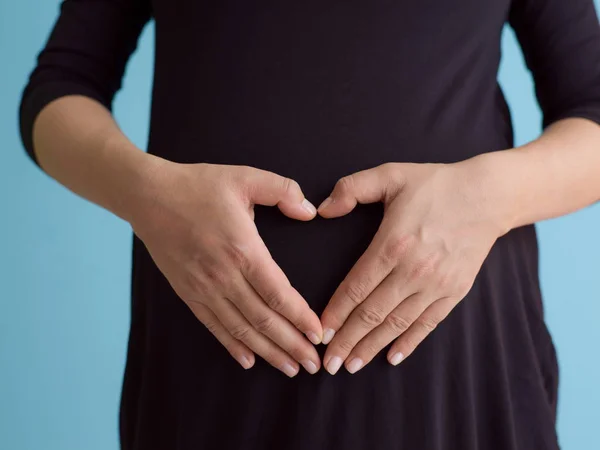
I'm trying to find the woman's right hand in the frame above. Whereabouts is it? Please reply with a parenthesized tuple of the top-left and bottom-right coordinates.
(128, 158, 323, 377)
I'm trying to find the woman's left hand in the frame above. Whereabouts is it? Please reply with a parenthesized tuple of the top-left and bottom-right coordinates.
(317, 158, 513, 375)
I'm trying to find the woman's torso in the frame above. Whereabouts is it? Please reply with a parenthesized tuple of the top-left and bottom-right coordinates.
(121, 1, 560, 449)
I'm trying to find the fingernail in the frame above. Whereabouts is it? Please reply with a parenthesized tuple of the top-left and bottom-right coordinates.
(239, 355, 253, 369)
(347, 357, 363, 374)
(318, 197, 333, 210)
(302, 198, 317, 215)
(307, 331, 321, 345)
(326, 356, 343, 375)
(301, 359, 319, 375)
(322, 328, 335, 345)
(390, 352, 404, 366)
(282, 362, 299, 378)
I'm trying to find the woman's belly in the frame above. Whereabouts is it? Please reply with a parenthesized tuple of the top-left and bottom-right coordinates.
(138, 60, 554, 447)
(133, 222, 559, 450)
(253, 201, 383, 315)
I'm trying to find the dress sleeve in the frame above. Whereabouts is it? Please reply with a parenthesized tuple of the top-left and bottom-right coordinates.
(18, 0, 152, 167)
(508, 0, 600, 129)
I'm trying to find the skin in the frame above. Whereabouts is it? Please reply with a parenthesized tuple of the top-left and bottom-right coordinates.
(318, 118, 600, 374)
(32, 95, 324, 377)
(32, 95, 600, 377)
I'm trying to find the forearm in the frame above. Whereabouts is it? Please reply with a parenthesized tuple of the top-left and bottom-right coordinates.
(467, 117, 600, 233)
(32, 95, 161, 223)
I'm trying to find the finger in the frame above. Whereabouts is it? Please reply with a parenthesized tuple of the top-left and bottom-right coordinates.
(235, 166, 317, 221)
(228, 272, 321, 374)
(322, 268, 417, 374)
(320, 219, 415, 345)
(243, 236, 324, 345)
(317, 163, 404, 218)
(341, 292, 431, 374)
(210, 296, 302, 378)
(387, 296, 458, 366)
(187, 300, 255, 370)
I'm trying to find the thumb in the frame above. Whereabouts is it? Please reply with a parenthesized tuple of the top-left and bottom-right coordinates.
(317, 164, 403, 218)
(240, 167, 317, 221)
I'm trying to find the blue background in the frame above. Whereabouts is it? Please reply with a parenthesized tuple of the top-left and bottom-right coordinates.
(1, 1, 599, 449)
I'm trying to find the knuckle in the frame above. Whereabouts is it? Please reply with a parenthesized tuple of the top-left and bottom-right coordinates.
(385, 313, 412, 334)
(262, 288, 287, 312)
(281, 177, 300, 197)
(253, 314, 276, 334)
(362, 341, 382, 358)
(337, 338, 355, 353)
(381, 234, 414, 264)
(230, 324, 251, 341)
(222, 242, 250, 270)
(380, 162, 395, 173)
(382, 163, 404, 191)
(401, 334, 419, 352)
(409, 254, 438, 281)
(344, 281, 369, 306)
(357, 307, 385, 327)
(183, 271, 210, 300)
(203, 320, 220, 335)
(417, 315, 439, 333)
(230, 165, 248, 183)
(241, 257, 261, 283)
(232, 165, 256, 188)
(336, 175, 355, 194)
(190, 231, 216, 250)
(203, 263, 229, 287)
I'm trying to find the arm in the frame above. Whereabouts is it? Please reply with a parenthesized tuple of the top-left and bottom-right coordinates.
(20, 0, 155, 221)
(21, 0, 324, 376)
(31, 95, 157, 224)
(479, 0, 600, 229)
(472, 118, 600, 233)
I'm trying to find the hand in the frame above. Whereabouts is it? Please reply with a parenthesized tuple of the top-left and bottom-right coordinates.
(128, 158, 323, 377)
(316, 159, 511, 375)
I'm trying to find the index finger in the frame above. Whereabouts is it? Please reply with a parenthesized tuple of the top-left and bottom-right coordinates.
(320, 219, 413, 344)
(241, 234, 324, 345)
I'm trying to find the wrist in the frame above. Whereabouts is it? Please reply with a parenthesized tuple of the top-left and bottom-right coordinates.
(100, 136, 170, 226)
(453, 150, 524, 236)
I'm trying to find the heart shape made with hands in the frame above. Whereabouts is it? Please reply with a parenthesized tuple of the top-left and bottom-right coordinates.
(268, 161, 497, 376)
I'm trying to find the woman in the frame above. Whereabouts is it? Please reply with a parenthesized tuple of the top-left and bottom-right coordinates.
(19, 0, 600, 449)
